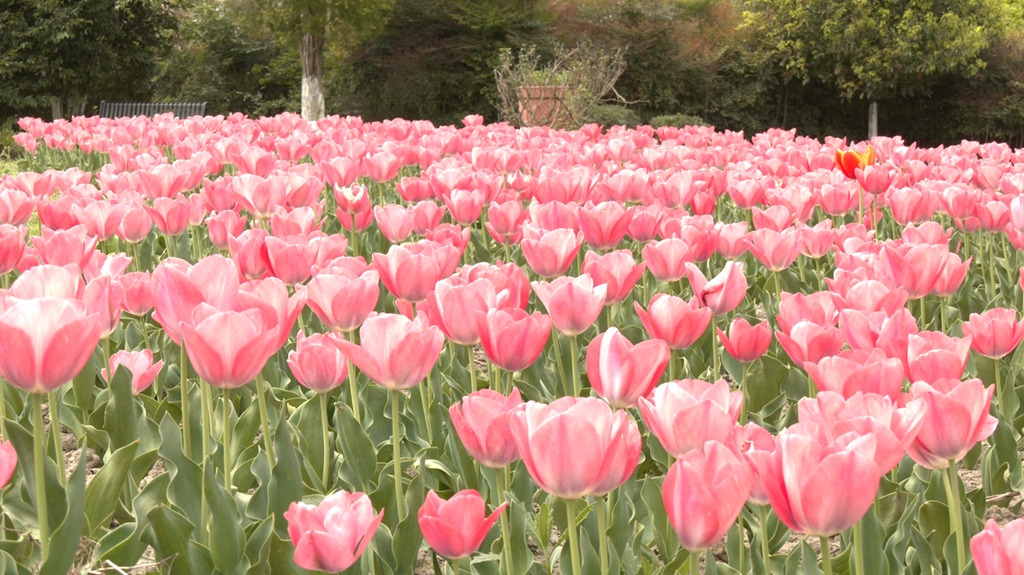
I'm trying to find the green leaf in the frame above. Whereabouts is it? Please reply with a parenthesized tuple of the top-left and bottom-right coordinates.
(146, 505, 212, 575)
(104, 365, 140, 451)
(85, 439, 140, 536)
(39, 446, 87, 575)
(99, 472, 170, 566)
(244, 516, 274, 575)
(269, 414, 303, 535)
(392, 461, 426, 574)
(639, 477, 678, 562)
(158, 413, 203, 536)
(204, 463, 247, 575)
(335, 402, 377, 490)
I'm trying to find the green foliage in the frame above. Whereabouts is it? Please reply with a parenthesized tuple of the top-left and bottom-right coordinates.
(584, 104, 642, 128)
(649, 113, 707, 128)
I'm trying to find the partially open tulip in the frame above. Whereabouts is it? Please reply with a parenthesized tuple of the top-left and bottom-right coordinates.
(663, 441, 754, 552)
(419, 490, 507, 560)
(485, 199, 527, 245)
(717, 318, 772, 363)
(635, 294, 712, 351)
(642, 238, 694, 283)
(303, 267, 380, 333)
(685, 261, 747, 316)
(206, 210, 247, 251)
(880, 244, 946, 300)
(531, 274, 606, 337)
(747, 228, 802, 273)
(33, 225, 97, 269)
(476, 308, 551, 373)
(745, 422, 883, 537)
(118, 272, 154, 316)
(804, 348, 906, 400)
(586, 327, 669, 409)
(510, 396, 641, 499)
(520, 226, 584, 278)
(834, 146, 876, 179)
(334, 313, 444, 391)
(578, 201, 632, 251)
(373, 241, 461, 304)
(228, 228, 270, 280)
(0, 298, 101, 394)
(930, 251, 971, 298)
(422, 277, 504, 347)
(151, 255, 239, 344)
(776, 321, 846, 368)
(960, 308, 1024, 359)
(733, 423, 775, 506)
(181, 304, 279, 389)
(284, 491, 383, 574)
(582, 250, 645, 305)
(639, 379, 742, 458)
(776, 291, 838, 335)
(971, 518, 1024, 575)
(287, 331, 349, 393)
(144, 196, 191, 237)
(907, 378, 997, 470)
(103, 349, 163, 394)
(373, 205, 415, 244)
(906, 331, 972, 384)
(262, 234, 316, 286)
(84, 275, 125, 339)
(450, 388, 523, 468)
(441, 189, 484, 226)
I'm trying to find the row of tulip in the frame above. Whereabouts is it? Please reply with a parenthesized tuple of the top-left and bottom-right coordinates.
(0, 113, 1020, 575)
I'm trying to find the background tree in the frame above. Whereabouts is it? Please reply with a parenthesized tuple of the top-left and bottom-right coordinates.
(0, 0, 174, 121)
(743, 0, 1005, 138)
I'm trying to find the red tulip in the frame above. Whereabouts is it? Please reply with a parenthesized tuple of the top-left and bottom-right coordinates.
(476, 308, 551, 372)
(303, 268, 380, 333)
(103, 349, 163, 394)
(746, 422, 883, 537)
(639, 379, 742, 458)
(373, 241, 461, 304)
(335, 313, 444, 391)
(717, 318, 772, 363)
(287, 331, 349, 393)
(285, 491, 383, 573)
(0, 298, 101, 394)
(834, 146, 876, 179)
(520, 226, 584, 279)
(423, 277, 504, 346)
(804, 348, 905, 400)
(419, 490, 507, 560)
(635, 294, 712, 351)
(685, 261, 747, 316)
(906, 378, 998, 470)
(449, 388, 523, 468)
(906, 331, 971, 384)
(531, 274, 606, 337)
(510, 396, 641, 499)
(776, 321, 845, 367)
(587, 327, 669, 409)
(663, 441, 753, 552)
(642, 238, 694, 283)
(582, 250, 645, 305)
(971, 518, 1024, 575)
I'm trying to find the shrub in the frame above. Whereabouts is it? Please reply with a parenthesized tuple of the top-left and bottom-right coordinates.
(584, 104, 641, 129)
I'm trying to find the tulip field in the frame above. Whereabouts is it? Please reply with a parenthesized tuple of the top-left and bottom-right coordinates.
(1, 112, 1024, 575)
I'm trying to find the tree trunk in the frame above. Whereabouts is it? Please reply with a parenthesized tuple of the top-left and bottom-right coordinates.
(50, 97, 63, 121)
(300, 32, 326, 121)
(868, 99, 878, 140)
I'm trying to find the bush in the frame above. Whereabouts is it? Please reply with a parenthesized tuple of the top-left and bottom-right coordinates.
(650, 114, 707, 128)
(584, 104, 641, 129)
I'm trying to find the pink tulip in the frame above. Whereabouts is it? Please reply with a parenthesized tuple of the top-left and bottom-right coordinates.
(0, 188, 36, 227)
(0, 298, 101, 394)
(930, 252, 971, 298)
(717, 318, 772, 363)
(747, 228, 802, 272)
(425, 224, 470, 257)
(971, 518, 1024, 575)
(831, 279, 908, 315)
(476, 308, 551, 372)
(0, 441, 16, 491)
(960, 308, 1024, 359)
(733, 423, 775, 505)
(285, 491, 383, 573)
(578, 201, 632, 251)
(441, 189, 484, 226)
(907, 378, 998, 470)
(287, 331, 349, 393)
(450, 388, 523, 468)
(303, 268, 380, 333)
(228, 229, 270, 281)
(582, 250, 645, 305)
(181, 304, 279, 389)
(587, 327, 669, 409)
(423, 277, 504, 346)
(804, 348, 905, 400)
(321, 157, 360, 189)
(685, 261, 747, 316)
(335, 313, 444, 391)
(798, 391, 926, 472)
(527, 201, 579, 232)
(144, 196, 191, 237)
(510, 396, 641, 499)
(627, 205, 662, 243)
(236, 276, 306, 352)
(103, 349, 163, 394)
(486, 200, 527, 245)
(745, 423, 883, 537)
(151, 255, 240, 344)
(727, 179, 764, 209)
(207, 210, 248, 251)
(663, 441, 754, 552)
(520, 226, 584, 279)
(374, 205, 415, 244)
(880, 244, 946, 300)
(9, 264, 82, 299)
(410, 201, 445, 236)
(776, 291, 838, 335)
(33, 225, 97, 269)
(0, 225, 25, 275)
(363, 151, 400, 183)
(84, 275, 125, 339)
(334, 184, 372, 216)
(116, 204, 153, 244)
(137, 164, 188, 199)
(531, 274, 607, 337)
(906, 331, 972, 383)
(716, 221, 749, 259)
(73, 200, 124, 241)
(642, 238, 694, 283)
(855, 165, 895, 195)
(635, 294, 712, 351)
(776, 321, 845, 368)
(418, 490, 507, 560)
(270, 206, 320, 237)
(456, 262, 530, 310)
(373, 242, 461, 304)
(639, 379, 742, 458)
(261, 234, 316, 286)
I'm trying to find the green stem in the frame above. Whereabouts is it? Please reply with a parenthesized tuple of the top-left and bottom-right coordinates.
(995, 358, 1004, 421)
(943, 464, 965, 575)
(565, 498, 583, 575)
(319, 392, 331, 489)
(201, 382, 212, 460)
(758, 505, 771, 575)
(0, 378, 7, 440)
(467, 346, 477, 394)
(392, 390, 405, 520)
(570, 336, 582, 397)
(47, 391, 65, 487)
(597, 496, 609, 575)
(503, 242, 512, 265)
(223, 389, 232, 493)
(422, 373, 434, 446)
(552, 330, 571, 398)
(740, 363, 750, 424)
(919, 297, 926, 328)
(773, 271, 782, 320)
(345, 331, 361, 424)
(853, 519, 865, 575)
(255, 372, 276, 463)
(350, 213, 359, 258)
(712, 315, 720, 381)
(180, 343, 192, 460)
(691, 549, 701, 575)
(33, 394, 49, 562)
(669, 350, 678, 382)
(858, 185, 864, 226)
(496, 469, 515, 575)
(452, 559, 461, 575)
(737, 510, 746, 575)
(820, 536, 832, 575)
